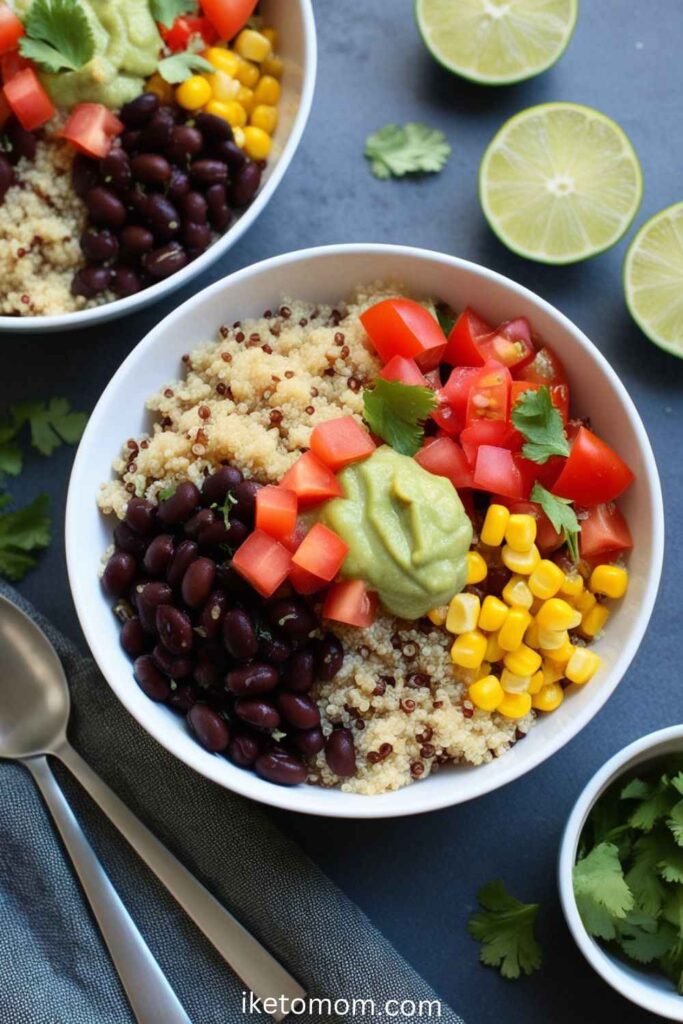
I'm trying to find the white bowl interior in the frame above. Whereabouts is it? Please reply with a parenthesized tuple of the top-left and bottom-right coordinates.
(66, 245, 664, 818)
(0, 0, 316, 333)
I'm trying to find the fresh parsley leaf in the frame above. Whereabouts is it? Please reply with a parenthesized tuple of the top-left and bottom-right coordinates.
(0, 494, 51, 582)
(511, 386, 569, 464)
(364, 122, 451, 180)
(573, 842, 634, 940)
(158, 51, 213, 83)
(19, 0, 95, 73)
(10, 398, 88, 456)
(150, 0, 196, 29)
(468, 880, 542, 980)
(530, 483, 580, 562)
(362, 378, 437, 456)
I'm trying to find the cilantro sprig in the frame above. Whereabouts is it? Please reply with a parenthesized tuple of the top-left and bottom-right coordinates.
(150, 0, 197, 29)
(19, 0, 95, 74)
(364, 122, 451, 180)
(362, 378, 437, 456)
(0, 494, 51, 581)
(530, 482, 580, 562)
(468, 880, 542, 980)
(158, 51, 213, 84)
(511, 386, 569, 464)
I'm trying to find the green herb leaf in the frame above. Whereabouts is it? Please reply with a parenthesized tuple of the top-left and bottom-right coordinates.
(468, 880, 541, 980)
(616, 911, 677, 965)
(511, 385, 570, 464)
(19, 0, 95, 73)
(362, 378, 437, 456)
(0, 441, 22, 479)
(0, 494, 51, 581)
(530, 483, 580, 562)
(573, 842, 634, 940)
(621, 778, 653, 801)
(364, 122, 451, 180)
(436, 305, 455, 337)
(628, 777, 678, 833)
(158, 51, 213, 83)
(158, 485, 176, 501)
(150, 0, 196, 29)
(10, 398, 88, 456)
(626, 834, 671, 916)
(213, 491, 237, 529)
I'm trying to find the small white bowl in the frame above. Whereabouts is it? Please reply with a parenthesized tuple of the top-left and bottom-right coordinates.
(66, 243, 664, 818)
(0, 0, 316, 334)
(559, 727, 683, 1020)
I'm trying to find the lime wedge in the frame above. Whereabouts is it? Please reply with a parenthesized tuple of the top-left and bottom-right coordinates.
(416, 0, 578, 85)
(624, 203, 683, 358)
(479, 103, 643, 264)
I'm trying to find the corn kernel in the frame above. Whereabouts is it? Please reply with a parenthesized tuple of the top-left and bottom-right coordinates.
(525, 619, 541, 649)
(427, 606, 447, 626)
(532, 682, 564, 712)
(590, 564, 629, 599)
(468, 675, 504, 712)
(502, 575, 533, 609)
(536, 597, 582, 632)
(481, 503, 509, 547)
(478, 595, 508, 632)
(542, 659, 565, 685)
(537, 627, 569, 651)
(565, 648, 601, 685)
(261, 54, 284, 78)
(207, 70, 240, 102)
(498, 691, 532, 720)
(206, 47, 241, 76)
(504, 644, 542, 678)
(254, 73, 281, 106)
(466, 550, 488, 586)
(237, 85, 255, 113)
(581, 603, 610, 638)
(542, 636, 574, 666)
(528, 670, 545, 695)
(485, 632, 504, 663)
(446, 593, 481, 634)
(501, 544, 541, 575)
(261, 27, 278, 47)
(235, 28, 272, 63)
(242, 125, 272, 160)
(498, 608, 531, 651)
(145, 73, 174, 103)
(475, 661, 492, 681)
(218, 100, 247, 128)
(500, 668, 531, 693)
(450, 630, 487, 669)
(232, 126, 246, 148)
(561, 572, 584, 599)
(505, 513, 537, 552)
(575, 590, 597, 615)
(204, 99, 238, 122)
(235, 58, 260, 87)
(176, 75, 212, 111)
(529, 559, 565, 600)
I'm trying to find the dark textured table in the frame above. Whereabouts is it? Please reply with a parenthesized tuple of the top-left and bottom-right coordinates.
(3, 1, 683, 1021)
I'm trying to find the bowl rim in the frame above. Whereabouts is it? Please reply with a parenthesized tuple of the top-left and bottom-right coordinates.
(66, 242, 665, 819)
(558, 725, 683, 1020)
(0, 0, 317, 334)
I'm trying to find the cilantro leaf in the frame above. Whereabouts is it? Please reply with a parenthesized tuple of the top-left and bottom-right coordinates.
(468, 880, 541, 980)
(362, 378, 437, 456)
(0, 441, 22, 479)
(667, 799, 683, 847)
(628, 778, 677, 833)
(511, 385, 569, 464)
(158, 485, 176, 501)
(0, 494, 51, 581)
(530, 483, 580, 562)
(364, 122, 451, 180)
(19, 0, 95, 73)
(213, 491, 237, 529)
(150, 0, 196, 29)
(158, 51, 213, 83)
(626, 834, 670, 916)
(436, 305, 455, 337)
(10, 398, 88, 456)
(621, 778, 653, 801)
(573, 842, 634, 940)
(616, 911, 677, 964)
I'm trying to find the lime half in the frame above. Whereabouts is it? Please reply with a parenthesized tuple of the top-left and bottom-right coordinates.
(416, 0, 578, 86)
(479, 103, 643, 264)
(624, 203, 683, 359)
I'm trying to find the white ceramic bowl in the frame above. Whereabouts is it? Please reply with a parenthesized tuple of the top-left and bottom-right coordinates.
(0, 0, 316, 334)
(66, 243, 664, 818)
(559, 727, 683, 1019)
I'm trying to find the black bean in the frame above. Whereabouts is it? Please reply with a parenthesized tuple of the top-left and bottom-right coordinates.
(283, 648, 315, 692)
(259, 636, 291, 664)
(120, 92, 159, 128)
(146, 193, 181, 240)
(167, 168, 190, 200)
(234, 698, 280, 732)
(222, 607, 258, 660)
(198, 519, 248, 550)
(139, 109, 174, 150)
(168, 684, 196, 713)
(120, 616, 148, 659)
(190, 159, 228, 185)
(0, 154, 14, 201)
(187, 704, 230, 752)
(156, 603, 193, 654)
(102, 551, 137, 597)
(231, 480, 261, 524)
(143, 241, 188, 279)
(215, 563, 252, 598)
(268, 598, 317, 640)
(226, 663, 279, 696)
(85, 186, 126, 228)
(138, 581, 173, 633)
(121, 129, 142, 154)
(100, 148, 132, 192)
(182, 220, 212, 251)
(228, 732, 263, 767)
(152, 643, 193, 679)
(114, 520, 148, 557)
(184, 507, 215, 538)
(81, 228, 118, 263)
(254, 750, 307, 786)
(125, 496, 157, 535)
(72, 152, 99, 196)
(113, 266, 144, 297)
(166, 539, 198, 588)
(292, 727, 325, 756)
(71, 265, 113, 298)
(124, 184, 150, 216)
(6, 121, 37, 163)
(130, 577, 152, 611)
(195, 112, 234, 142)
(157, 481, 200, 525)
(325, 728, 356, 777)
(208, 203, 232, 233)
(134, 655, 170, 701)
(213, 138, 245, 169)
(277, 692, 320, 730)
(181, 556, 216, 608)
(228, 161, 261, 207)
(167, 124, 203, 163)
(205, 183, 227, 212)
(194, 660, 222, 690)
(201, 465, 242, 504)
(132, 153, 172, 185)
(121, 225, 155, 254)
(199, 590, 228, 639)
(180, 191, 208, 223)
(313, 633, 344, 682)
(143, 533, 175, 576)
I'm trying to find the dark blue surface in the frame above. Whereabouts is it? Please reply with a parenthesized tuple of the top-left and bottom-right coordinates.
(2, 1, 683, 1021)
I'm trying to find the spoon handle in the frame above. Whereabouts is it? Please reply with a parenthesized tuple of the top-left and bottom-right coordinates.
(24, 755, 192, 1024)
(58, 740, 304, 1021)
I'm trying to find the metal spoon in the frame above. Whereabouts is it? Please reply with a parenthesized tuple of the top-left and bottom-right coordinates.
(0, 595, 304, 1023)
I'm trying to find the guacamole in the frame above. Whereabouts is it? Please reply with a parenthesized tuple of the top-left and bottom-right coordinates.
(16, 0, 162, 109)
(319, 446, 473, 619)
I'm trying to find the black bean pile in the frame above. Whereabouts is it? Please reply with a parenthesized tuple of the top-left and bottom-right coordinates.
(0, 117, 39, 200)
(72, 94, 263, 301)
(102, 466, 356, 787)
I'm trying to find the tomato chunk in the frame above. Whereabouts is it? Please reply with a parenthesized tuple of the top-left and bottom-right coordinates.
(289, 562, 328, 595)
(415, 437, 473, 488)
(379, 355, 428, 387)
(4, 68, 55, 131)
(292, 522, 349, 583)
(59, 102, 124, 158)
(515, 344, 568, 388)
(0, 49, 30, 83)
(466, 360, 511, 425)
(552, 427, 635, 506)
(160, 15, 217, 50)
(433, 365, 480, 435)
(323, 579, 378, 628)
(360, 298, 446, 370)
(279, 451, 343, 507)
(231, 530, 292, 598)
(510, 380, 570, 423)
(479, 318, 535, 370)
(579, 502, 633, 561)
(201, 0, 258, 39)
(442, 307, 492, 366)
(0, 7, 23, 56)
(473, 446, 528, 500)
(255, 485, 297, 540)
(460, 420, 522, 465)
(309, 416, 375, 472)
(506, 499, 563, 555)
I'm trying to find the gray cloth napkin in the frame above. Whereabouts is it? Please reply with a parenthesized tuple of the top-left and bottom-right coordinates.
(0, 584, 464, 1024)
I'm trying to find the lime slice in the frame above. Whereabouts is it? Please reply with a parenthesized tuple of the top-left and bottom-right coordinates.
(416, 0, 578, 86)
(479, 103, 643, 264)
(624, 203, 683, 358)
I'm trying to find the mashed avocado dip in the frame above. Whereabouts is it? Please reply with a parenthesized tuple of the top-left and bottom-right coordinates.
(320, 445, 473, 619)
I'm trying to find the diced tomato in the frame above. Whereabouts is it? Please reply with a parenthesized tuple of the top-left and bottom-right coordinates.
(279, 451, 343, 507)
(457, 488, 476, 522)
(309, 416, 375, 472)
(432, 365, 479, 436)
(465, 360, 511, 426)
(0, 7, 23, 56)
(442, 307, 492, 366)
(460, 420, 522, 465)
(201, 0, 258, 39)
(517, 453, 565, 492)
(478, 318, 535, 370)
(0, 86, 10, 128)
(323, 579, 379, 628)
(360, 298, 446, 370)
(579, 502, 633, 562)
(289, 562, 327, 595)
(473, 446, 529, 500)
(292, 522, 349, 583)
(510, 379, 570, 423)
(552, 427, 635, 506)
(160, 15, 217, 51)
(4, 68, 55, 131)
(507, 499, 564, 555)
(280, 518, 308, 553)
(255, 485, 297, 541)
(515, 344, 569, 388)
(59, 102, 124, 158)
(231, 530, 292, 598)
(415, 437, 473, 488)
(379, 355, 428, 387)
(0, 49, 30, 83)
